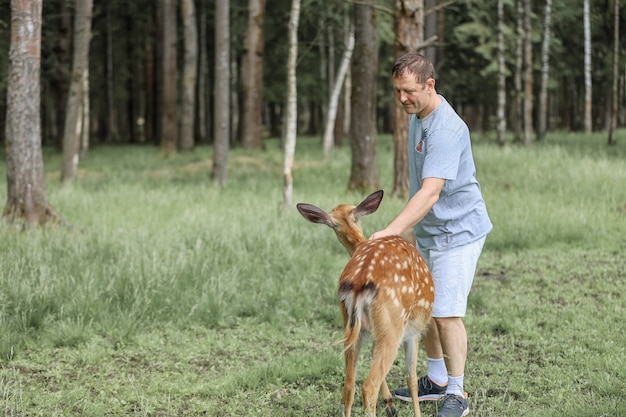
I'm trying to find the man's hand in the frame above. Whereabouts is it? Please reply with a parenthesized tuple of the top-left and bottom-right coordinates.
(370, 228, 399, 240)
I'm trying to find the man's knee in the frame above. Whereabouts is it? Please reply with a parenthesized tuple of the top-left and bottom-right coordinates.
(433, 316, 463, 332)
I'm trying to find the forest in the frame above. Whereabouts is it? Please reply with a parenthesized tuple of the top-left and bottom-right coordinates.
(0, 0, 623, 147)
(0, 0, 624, 223)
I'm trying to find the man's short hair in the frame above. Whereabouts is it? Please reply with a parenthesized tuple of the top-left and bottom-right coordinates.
(392, 53, 436, 84)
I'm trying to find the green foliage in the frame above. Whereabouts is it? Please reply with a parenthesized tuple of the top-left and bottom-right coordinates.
(0, 132, 625, 415)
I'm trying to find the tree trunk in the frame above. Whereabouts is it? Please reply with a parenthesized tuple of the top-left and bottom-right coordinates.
(230, 54, 239, 145)
(393, 0, 425, 198)
(513, 0, 523, 143)
(348, 0, 380, 192)
(240, 0, 266, 149)
(212, 0, 230, 185)
(523, 0, 534, 145)
(105, 2, 116, 143)
(424, 0, 437, 63)
(61, 0, 94, 185)
(322, 23, 354, 159)
(583, 0, 592, 133)
(160, 0, 178, 156)
(179, 0, 198, 151)
(496, 0, 507, 146)
(144, 36, 155, 143)
(4, 0, 57, 227)
(282, 0, 301, 210)
(341, 8, 352, 147)
(341, 70, 352, 147)
(80, 65, 90, 158)
(608, 0, 619, 146)
(537, 0, 552, 141)
(52, 0, 72, 146)
(197, 0, 208, 144)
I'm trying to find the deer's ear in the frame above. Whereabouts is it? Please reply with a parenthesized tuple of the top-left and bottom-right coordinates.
(296, 203, 332, 226)
(354, 190, 384, 220)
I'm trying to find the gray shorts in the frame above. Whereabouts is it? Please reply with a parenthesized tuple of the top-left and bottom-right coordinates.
(417, 236, 486, 318)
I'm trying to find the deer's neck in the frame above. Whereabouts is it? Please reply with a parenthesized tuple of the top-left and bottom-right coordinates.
(338, 228, 366, 256)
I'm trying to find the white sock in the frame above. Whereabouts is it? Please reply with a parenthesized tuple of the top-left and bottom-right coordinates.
(446, 374, 464, 397)
(427, 357, 448, 386)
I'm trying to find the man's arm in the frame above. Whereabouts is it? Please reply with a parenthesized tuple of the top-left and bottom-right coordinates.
(370, 177, 445, 240)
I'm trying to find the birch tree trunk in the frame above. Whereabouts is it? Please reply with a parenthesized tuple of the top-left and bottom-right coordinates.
(523, 0, 534, 145)
(348, 0, 380, 192)
(212, 0, 230, 185)
(80, 66, 90, 158)
(61, 0, 94, 185)
(496, 0, 507, 146)
(341, 8, 352, 146)
(282, 0, 300, 210)
(241, 0, 266, 149)
(322, 24, 354, 159)
(583, 0, 592, 133)
(4, 0, 58, 227)
(608, 0, 619, 145)
(179, 0, 198, 151)
(393, 0, 425, 197)
(537, 0, 552, 141)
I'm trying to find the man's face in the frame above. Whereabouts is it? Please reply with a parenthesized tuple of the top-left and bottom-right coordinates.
(393, 71, 436, 118)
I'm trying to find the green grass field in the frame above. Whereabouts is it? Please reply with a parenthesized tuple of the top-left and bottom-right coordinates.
(0, 132, 625, 416)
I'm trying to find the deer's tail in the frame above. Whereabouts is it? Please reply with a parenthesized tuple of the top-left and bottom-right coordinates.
(338, 281, 378, 351)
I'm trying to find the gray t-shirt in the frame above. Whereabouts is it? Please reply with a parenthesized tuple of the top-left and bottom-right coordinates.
(409, 95, 492, 251)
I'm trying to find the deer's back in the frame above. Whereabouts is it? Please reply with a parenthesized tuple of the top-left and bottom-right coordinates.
(339, 236, 434, 325)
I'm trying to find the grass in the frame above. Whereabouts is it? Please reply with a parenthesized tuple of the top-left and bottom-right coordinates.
(0, 131, 625, 416)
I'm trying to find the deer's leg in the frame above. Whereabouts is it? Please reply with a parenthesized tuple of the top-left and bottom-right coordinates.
(404, 335, 421, 417)
(342, 339, 361, 417)
(381, 380, 397, 417)
(362, 335, 401, 417)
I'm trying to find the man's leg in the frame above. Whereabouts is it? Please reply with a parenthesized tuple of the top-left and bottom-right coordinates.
(423, 319, 448, 386)
(434, 317, 467, 396)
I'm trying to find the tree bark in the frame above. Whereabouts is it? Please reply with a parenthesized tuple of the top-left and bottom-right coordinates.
(583, 0, 592, 133)
(322, 23, 354, 159)
(159, 0, 178, 156)
(240, 0, 266, 149)
(348, 0, 380, 192)
(496, 0, 507, 146)
(197, 0, 209, 144)
(537, 0, 552, 141)
(393, 0, 425, 198)
(424, 0, 437, 63)
(212, 0, 230, 185)
(80, 65, 90, 158)
(105, 2, 116, 143)
(61, 0, 94, 185)
(513, 0, 523, 143)
(179, 0, 198, 151)
(608, 0, 619, 145)
(282, 0, 301, 209)
(523, 0, 534, 145)
(4, 0, 57, 227)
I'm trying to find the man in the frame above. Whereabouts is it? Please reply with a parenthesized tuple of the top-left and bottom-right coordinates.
(370, 53, 492, 417)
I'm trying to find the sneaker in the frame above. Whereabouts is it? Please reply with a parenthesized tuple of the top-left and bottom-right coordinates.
(392, 376, 447, 402)
(437, 394, 469, 417)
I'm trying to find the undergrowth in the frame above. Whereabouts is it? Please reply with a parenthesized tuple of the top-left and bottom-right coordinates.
(0, 131, 625, 416)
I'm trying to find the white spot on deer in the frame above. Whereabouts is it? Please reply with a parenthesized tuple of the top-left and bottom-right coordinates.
(418, 299, 431, 310)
